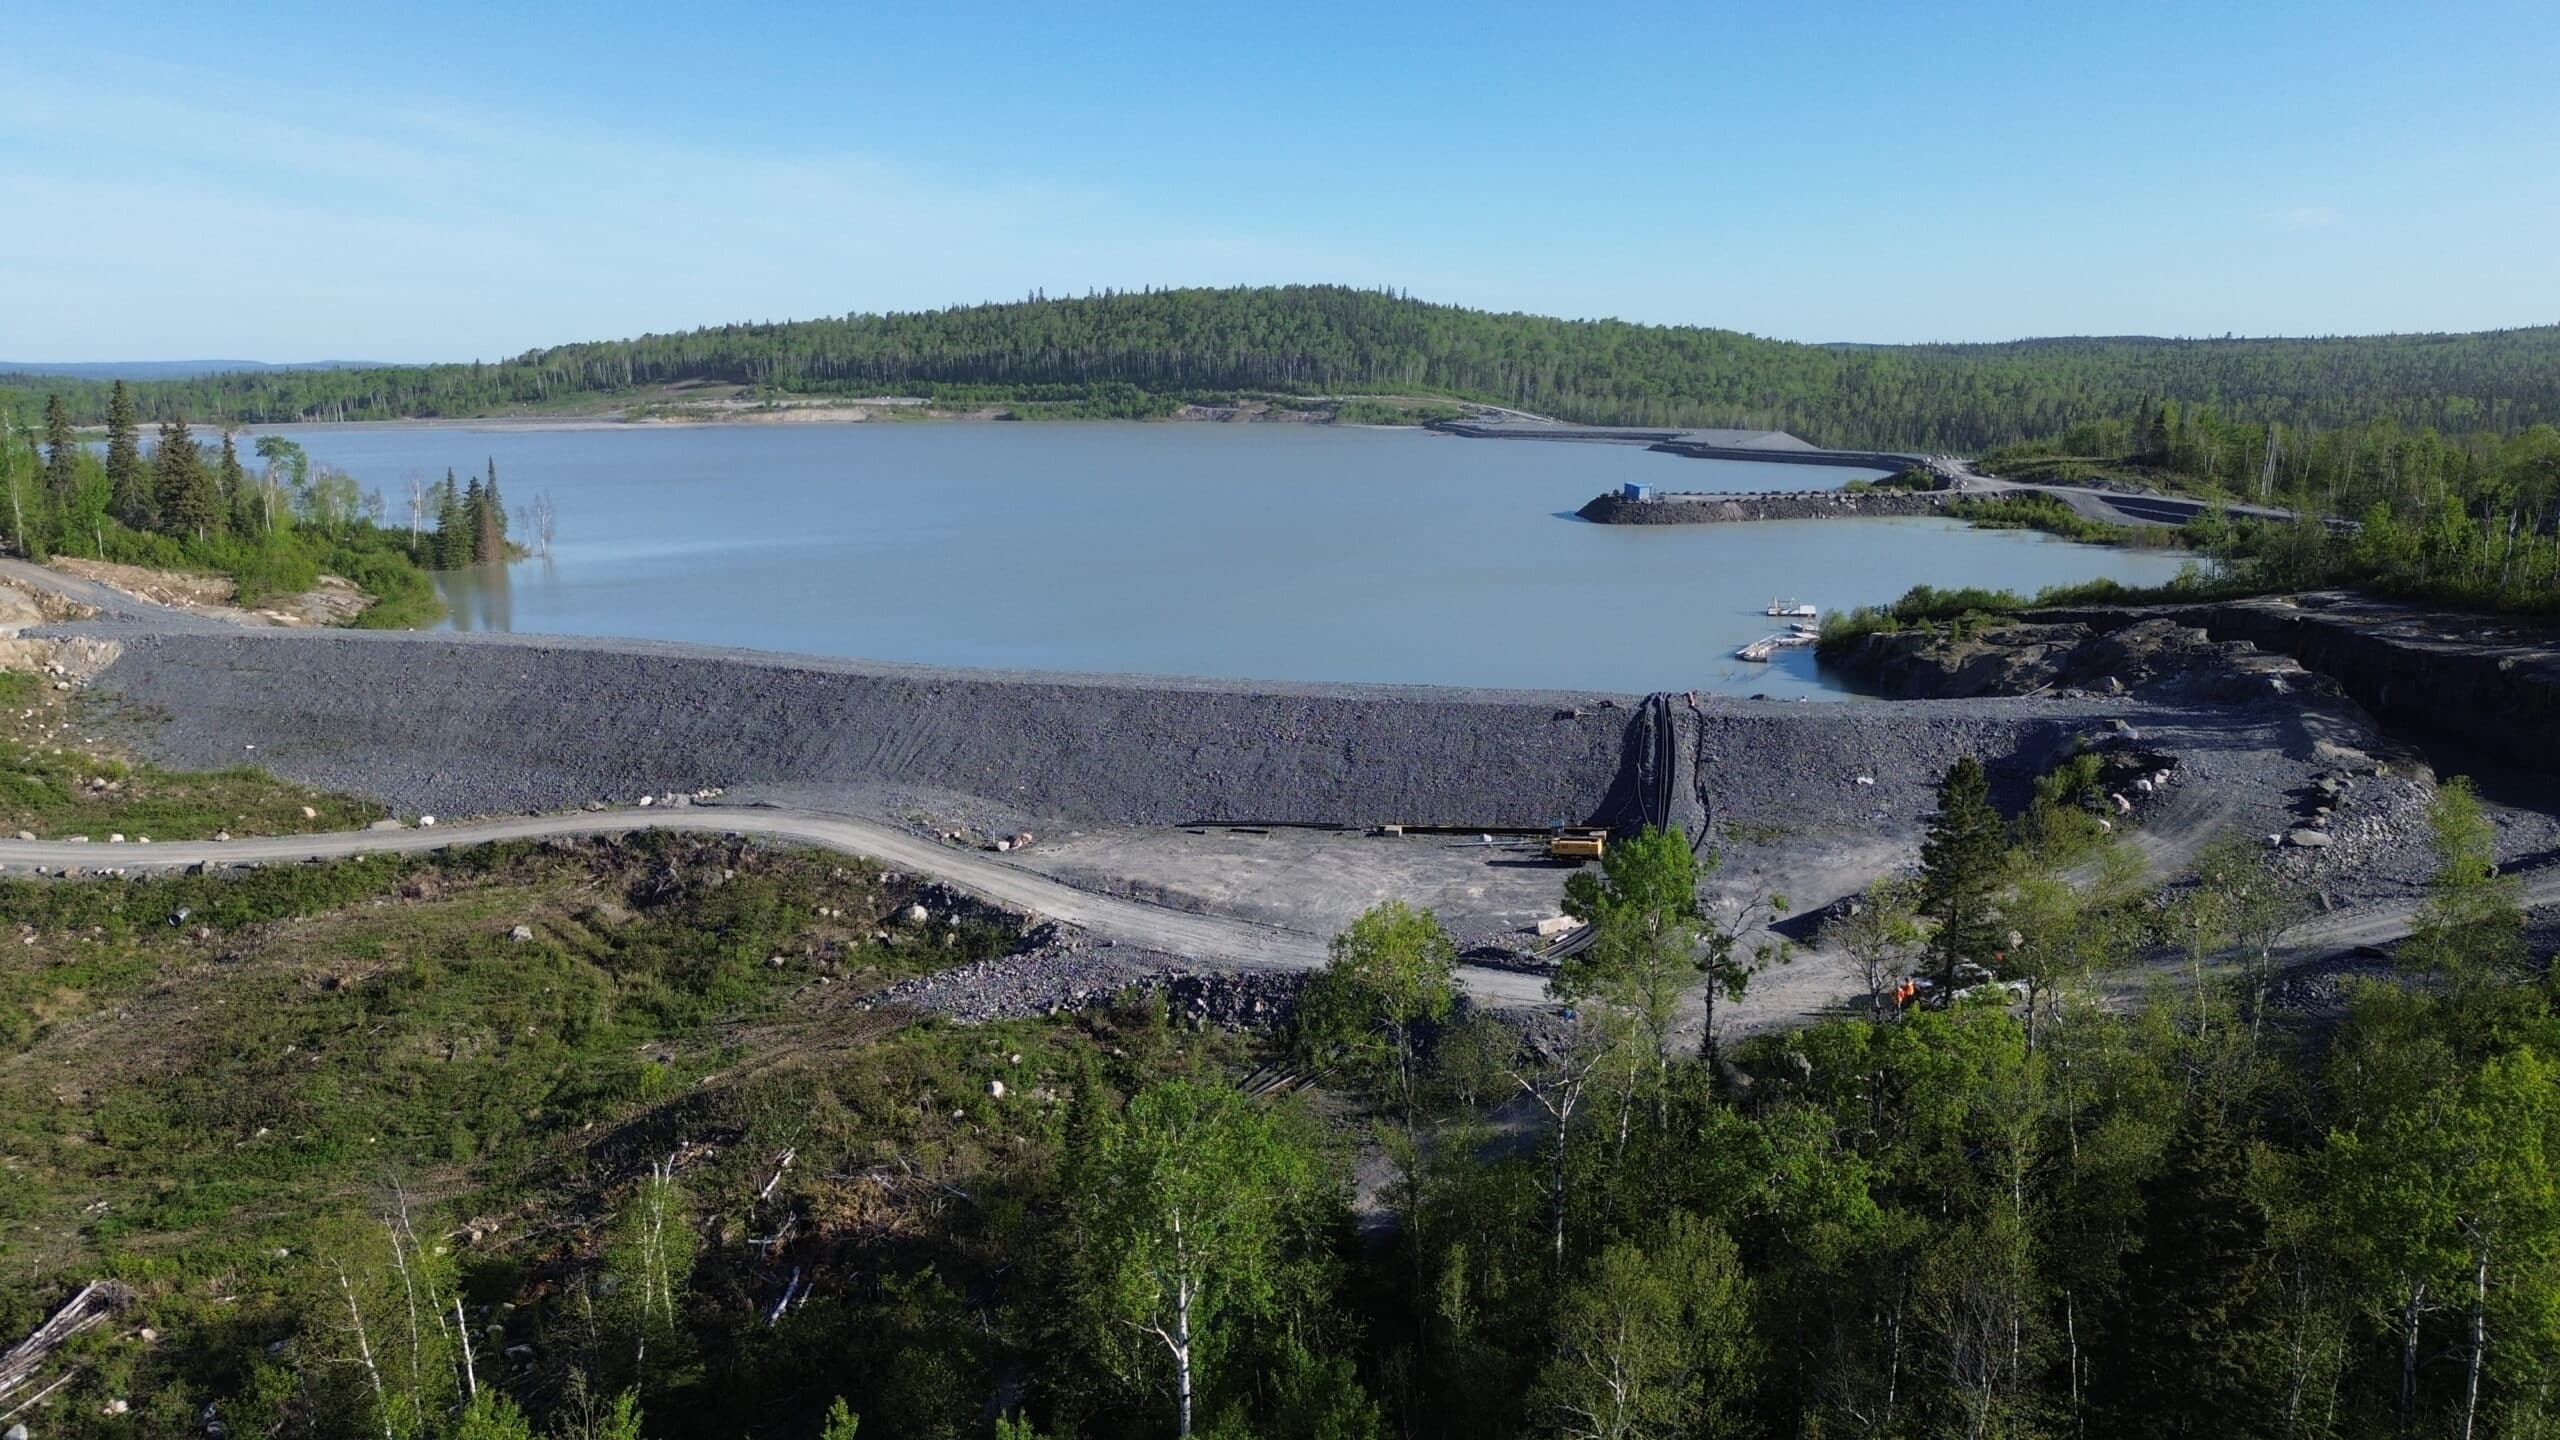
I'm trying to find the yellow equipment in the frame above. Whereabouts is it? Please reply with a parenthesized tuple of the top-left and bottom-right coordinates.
(1547, 827, 1607, 861)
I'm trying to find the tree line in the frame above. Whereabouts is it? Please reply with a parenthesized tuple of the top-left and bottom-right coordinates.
(0, 381, 519, 627)
(1975, 402, 2560, 611)
(7, 286, 2556, 451)
(228, 756, 2560, 1440)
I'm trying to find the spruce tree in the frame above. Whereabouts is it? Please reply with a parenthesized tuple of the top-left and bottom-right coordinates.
(153, 416, 216, 540)
(2102, 1102, 2282, 1438)
(1918, 754, 2004, 994)
(42, 394, 78, 503)
(479, 456, 507, 559)
(105, 380, 151, 530)
(463, 474, 489, 562)
(433, 470, 469, 568)
(219, 430, 258, 534)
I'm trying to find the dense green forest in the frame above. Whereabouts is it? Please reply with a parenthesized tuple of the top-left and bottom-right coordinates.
(6, 286, 2556, 450)
(1958, 404, 2560, 611)
(12, 768, 2558, 1439)
(0, 382, 518, 625)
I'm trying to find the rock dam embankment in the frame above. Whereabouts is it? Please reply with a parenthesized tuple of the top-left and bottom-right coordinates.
(1578, 490, 1953, 525)
(84, 629, 2142, 834)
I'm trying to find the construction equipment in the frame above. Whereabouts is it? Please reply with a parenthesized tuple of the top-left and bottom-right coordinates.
(1547, 827, 1607, 861)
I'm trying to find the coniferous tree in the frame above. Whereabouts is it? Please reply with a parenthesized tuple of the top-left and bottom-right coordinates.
(479, 456, 507, 559)
(42, 394, 78, 504)
(1918, 755, 2004, 994)
(433, 470, 469, 568)
(219, 430, 261, 534)
(463, 474, 489, 562)
(2101, 1101, 2283, 1438)
(153, 416, 216, 540)
(105, 380, 151, 530)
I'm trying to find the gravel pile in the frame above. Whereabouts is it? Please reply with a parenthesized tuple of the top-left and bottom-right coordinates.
(2264, 768, 2440, 888)
(1687, 698, 2157, 833)
(864, 935, 1306, 1028)
(2263, 952, 2420, 1029)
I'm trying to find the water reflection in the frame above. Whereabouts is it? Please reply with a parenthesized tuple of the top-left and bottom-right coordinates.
(260, 424, 2197, 697)
(432, 562, 517, 633)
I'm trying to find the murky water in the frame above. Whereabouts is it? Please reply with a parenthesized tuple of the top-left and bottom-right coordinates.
(257, 421, 2192, 697)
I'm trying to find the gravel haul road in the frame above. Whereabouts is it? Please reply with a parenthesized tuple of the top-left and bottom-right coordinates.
(5, 805, 2540, 1026)
(0, 808, 1555, 1008)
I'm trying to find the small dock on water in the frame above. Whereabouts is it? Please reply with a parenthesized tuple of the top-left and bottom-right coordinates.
(1736, 624, 1822, 662)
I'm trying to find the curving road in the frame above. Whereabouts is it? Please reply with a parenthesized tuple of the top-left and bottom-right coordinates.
(0, 806, 1557, 1007)
(1936, 458, 2299, 530)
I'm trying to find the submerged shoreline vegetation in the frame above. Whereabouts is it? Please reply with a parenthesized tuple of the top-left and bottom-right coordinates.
(5, 286, 2557, 445)
(0, 383, 535, 628)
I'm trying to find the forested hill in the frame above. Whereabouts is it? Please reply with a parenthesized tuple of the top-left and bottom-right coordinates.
(9, 285, 2558, 450)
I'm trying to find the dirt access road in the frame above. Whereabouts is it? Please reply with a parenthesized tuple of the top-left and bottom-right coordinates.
(10, 802, 2547, 1033)
(0, 807, 1555, 1008)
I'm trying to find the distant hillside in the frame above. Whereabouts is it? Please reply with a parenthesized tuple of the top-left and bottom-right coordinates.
(7, 286, 2557, 450)
(0, 359, 385, 383)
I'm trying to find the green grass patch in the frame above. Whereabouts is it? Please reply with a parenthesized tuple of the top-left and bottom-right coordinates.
(0, 675, 382, 842)
(1812, 573, 2239, 654)
(41, 519, 444, 628)
(1843, 468, 1940, 494)
(1331, 396, 1466, 425)
(1948, 492, 2185, 547)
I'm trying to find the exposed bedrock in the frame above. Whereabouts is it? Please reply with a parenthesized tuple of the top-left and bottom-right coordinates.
(2039, 593, 2560, 774)
(84, 629, 2147, 831)
(1819, 616, 2326, 706)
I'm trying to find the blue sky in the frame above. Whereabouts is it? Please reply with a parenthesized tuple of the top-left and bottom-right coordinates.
(5, 0, 2556, 361)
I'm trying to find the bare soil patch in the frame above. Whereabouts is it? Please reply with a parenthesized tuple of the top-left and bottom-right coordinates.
(47, 558, 369, 627)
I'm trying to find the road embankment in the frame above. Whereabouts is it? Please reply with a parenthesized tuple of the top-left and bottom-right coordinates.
(1578, 489, 1953, 524)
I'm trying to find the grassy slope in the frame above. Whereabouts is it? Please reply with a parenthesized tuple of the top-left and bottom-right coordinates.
(0, 832, 1249, 1432)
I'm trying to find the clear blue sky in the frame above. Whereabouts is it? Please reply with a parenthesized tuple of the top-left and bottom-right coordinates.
(5, 0, 2556, 361)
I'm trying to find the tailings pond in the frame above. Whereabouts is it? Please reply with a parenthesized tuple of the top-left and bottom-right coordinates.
(259, 421, 2192, 697)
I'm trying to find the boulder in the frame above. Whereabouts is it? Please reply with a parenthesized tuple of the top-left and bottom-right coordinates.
(509, 925, 534, 942)
(2286, 829, 2333, 849)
